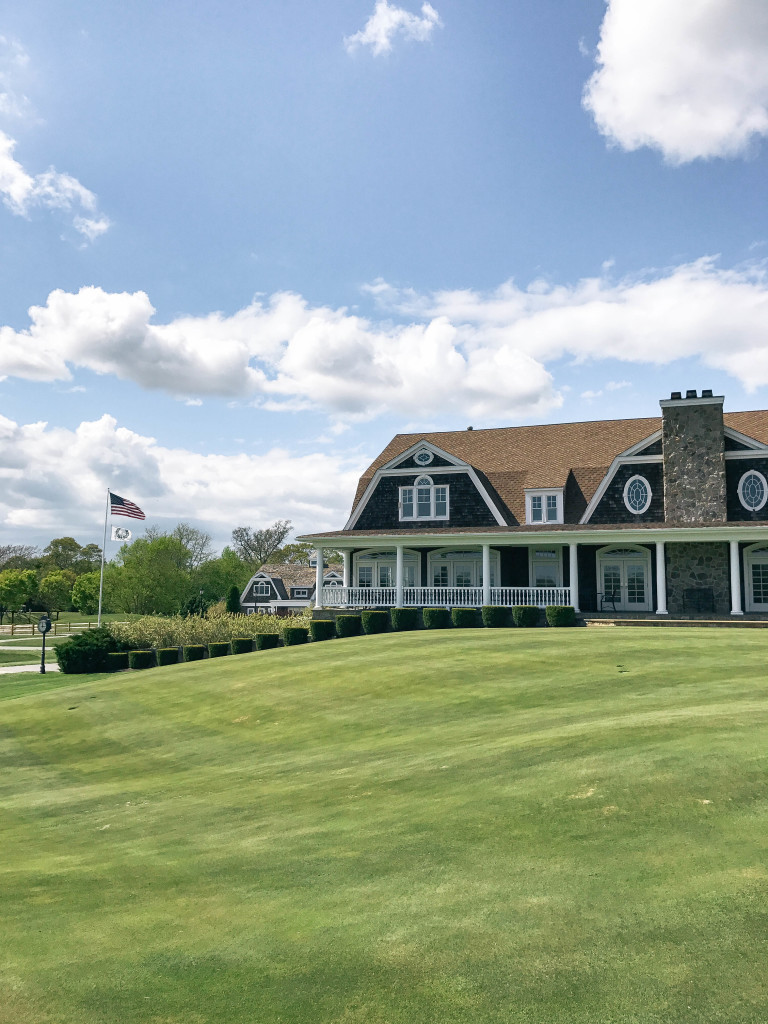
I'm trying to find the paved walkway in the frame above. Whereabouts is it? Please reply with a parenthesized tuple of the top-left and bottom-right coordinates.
(0, 663, 59, 674)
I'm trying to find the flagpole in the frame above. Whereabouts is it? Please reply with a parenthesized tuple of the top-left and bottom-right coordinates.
(97, 488, 109, 628)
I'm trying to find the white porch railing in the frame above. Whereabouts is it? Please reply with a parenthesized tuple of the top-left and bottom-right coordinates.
(321, 586, 571, 609)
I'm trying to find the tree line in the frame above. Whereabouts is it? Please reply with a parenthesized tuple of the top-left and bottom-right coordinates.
(0, 521, 341, 621)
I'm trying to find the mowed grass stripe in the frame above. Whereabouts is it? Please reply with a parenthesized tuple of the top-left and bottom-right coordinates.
(2, 629, 768, 1023)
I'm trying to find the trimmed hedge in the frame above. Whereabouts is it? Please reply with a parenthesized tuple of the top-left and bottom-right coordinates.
(255, 633, 280, 650)
(156, 647, 180, 666)
(183, 644, 206, 662)
(128, 649, 155, 670)
(208, 642, 230, 658)
(56, 627, 119, 674)
(310, 619, 336, 642)
(231, 637, 253, 655)
(451, 607, 478, 628)
(282, 626, 308, 646)
(481, 605, 509, 628)
(391, 607, 419, 631)
(545, 605, 577, 627)
(361, 610, 389, 635)
(106, 651, 129, 672)
(512, 605, 540, 628)
(423, 607, 451, 629)
(336, 615, 361, 638)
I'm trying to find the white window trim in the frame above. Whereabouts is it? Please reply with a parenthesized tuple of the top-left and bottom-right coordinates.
(354, 549, 421, 588)
(292, 588, 308, 598)
(623, 474, 653, 515)
(399, 476, 450, 522)
(528, 546, 563, 587)
(738, 470, 768, 512)
(525, 487, 564, 525)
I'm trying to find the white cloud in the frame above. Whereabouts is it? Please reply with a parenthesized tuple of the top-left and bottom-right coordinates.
(583, 0, 768, 163)
(0, 36, 32, 120)
(3, 258, 768, 425)
(345, 1, 441, 56)
(0, 413, 366, 545)
(0, 130, 110, 241)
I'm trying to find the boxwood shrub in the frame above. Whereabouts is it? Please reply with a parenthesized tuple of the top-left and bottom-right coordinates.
(361, 610, 389, 634)
(156, 647, 180, 666)
(391, 607, 419, 631)
(183, 644, 206, 662)
(255, 633, 280, 650)
(481, 605, 509, 628)
(545, 604, 577, 627)
(106, 651, 129, 672)
(282, 626, 308, 646)
(56, 627, 119, 674)
(208, 641, 230, 658)
(512, 605, 540, 628)
(309, 619, 336, 642)
(336, 615, 361, 638)
(231, 637, 253, 655)
(423, 607, 451, 629)
(451, 607, 478, 628)
(128, 649, 155, 670)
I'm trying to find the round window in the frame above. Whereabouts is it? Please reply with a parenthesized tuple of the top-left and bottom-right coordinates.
(623, 475, 652, 515)
(738, 470, 768, 512)
(414, 448, 434, 466)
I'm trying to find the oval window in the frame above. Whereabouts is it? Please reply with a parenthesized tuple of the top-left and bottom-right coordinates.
(623, 475, 652, 515)
(738, 470, 768, 512)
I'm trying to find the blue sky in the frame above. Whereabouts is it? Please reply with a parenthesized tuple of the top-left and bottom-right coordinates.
(1, 0, 768, 551)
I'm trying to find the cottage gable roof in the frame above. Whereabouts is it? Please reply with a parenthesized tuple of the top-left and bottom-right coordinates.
(350, 411, 768, 527)
(256, 563, 342, 590)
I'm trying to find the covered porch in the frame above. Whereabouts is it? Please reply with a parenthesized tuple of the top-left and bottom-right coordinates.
(307, 527, 768, 617)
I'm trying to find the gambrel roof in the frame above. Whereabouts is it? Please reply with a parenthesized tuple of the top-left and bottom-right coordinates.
(349, 411, 768, 527)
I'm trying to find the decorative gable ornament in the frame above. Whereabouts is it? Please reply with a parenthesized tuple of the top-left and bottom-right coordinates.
(414, 448, 434, 466)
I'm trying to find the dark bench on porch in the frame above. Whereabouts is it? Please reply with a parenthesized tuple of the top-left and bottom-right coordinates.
(682, 587, 715, 613)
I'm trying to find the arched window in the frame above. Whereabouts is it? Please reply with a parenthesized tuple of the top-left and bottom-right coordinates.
(738, 470, 768, 512)
(400, 475, 449, 520)
(623, 475, 652, 515)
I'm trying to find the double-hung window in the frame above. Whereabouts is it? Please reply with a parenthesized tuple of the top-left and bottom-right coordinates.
(399, 476, 449, 521)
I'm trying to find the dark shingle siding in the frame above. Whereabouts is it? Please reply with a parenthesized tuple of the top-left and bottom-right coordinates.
(354, 472, 499, 531)
(589, 463, 664, 524)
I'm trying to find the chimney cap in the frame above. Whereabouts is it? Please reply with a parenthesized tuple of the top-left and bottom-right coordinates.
(466, 425, 473, 430)
(686, 389, 698, 399)
(670, 391, 682, 400)
(701, 388, 713, 398)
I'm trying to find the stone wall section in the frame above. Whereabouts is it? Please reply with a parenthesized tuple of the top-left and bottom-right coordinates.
(662, 402, 726, 522)
(665, 542, 730, 615)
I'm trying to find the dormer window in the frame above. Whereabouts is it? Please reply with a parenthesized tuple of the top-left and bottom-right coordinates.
(525, 488, 564, 525)
(253, 580, 271, 596)
(399, 475, 449, 521)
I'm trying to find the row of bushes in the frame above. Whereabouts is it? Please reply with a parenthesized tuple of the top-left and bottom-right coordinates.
(108, 611, 312, 652)
(346, 604, 577, 632)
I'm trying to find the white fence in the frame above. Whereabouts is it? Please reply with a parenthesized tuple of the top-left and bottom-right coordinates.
(321, 586, 571, 609)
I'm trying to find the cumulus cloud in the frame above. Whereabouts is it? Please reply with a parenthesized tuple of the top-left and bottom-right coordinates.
(583, 0, 768, 163)
(0, 413, 366, 544)
(3, 259, 768, 423)
(345, 1, 441, 56)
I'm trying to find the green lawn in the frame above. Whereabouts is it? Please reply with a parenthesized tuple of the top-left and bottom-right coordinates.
(0, 649, 50, 666)
(2, 629, 768, 1023)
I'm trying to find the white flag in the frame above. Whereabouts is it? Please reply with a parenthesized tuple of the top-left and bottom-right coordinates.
(111, 526, 132, 542)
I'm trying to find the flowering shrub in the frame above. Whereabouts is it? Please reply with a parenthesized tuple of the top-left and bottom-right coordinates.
(108, 612, 311, 650)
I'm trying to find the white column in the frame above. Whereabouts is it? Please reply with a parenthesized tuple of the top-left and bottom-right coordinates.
(655, 541, 668, 615)
(315, 546, 324, 610)
(342, 550, 351, 588)
(730, 540, 743, 615)
(568, 543, 580, 612)
(482, 544, 491, 607)
(395, 544, 404, 607)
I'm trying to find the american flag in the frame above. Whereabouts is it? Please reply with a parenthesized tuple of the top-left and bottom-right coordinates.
(109, 492, 146, 520)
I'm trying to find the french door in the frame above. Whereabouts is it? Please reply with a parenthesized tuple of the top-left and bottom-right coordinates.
(597, 548, 652, 612)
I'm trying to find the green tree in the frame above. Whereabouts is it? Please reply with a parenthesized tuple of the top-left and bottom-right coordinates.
(225, 584, 241, 614)
(42, 537, 102, 576)
(38, 570, 75, 618)
(106, 536, 194, 615)
(191, 547, 251, 608)
(0, 544, 38, 570)
(231, 520, 292, 567)
(0, 568, 38, 624)
(71, 571, 103, 616)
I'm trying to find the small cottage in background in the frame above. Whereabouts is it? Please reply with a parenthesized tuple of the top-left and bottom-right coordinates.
(239, 556, 343, 616)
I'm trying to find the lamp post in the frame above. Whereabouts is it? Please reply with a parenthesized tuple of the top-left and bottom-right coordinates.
(38, 615, 52, 674)
(199, 589, 204, 616)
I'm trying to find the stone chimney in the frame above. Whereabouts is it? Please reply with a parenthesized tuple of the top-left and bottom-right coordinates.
(660, 390, 726, 522)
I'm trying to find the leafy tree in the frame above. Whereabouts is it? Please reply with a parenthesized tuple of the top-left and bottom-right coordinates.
(268, 543, 343, 566)
(38, 570, 75, 618)
(77, 544, 103, 573)
(0, 568, 38, 624)
(106, 536, 194, 615)
(42, 537, 102, 575)
(225, 584, 241, 614)
(191, 547, 251, 608)
(231, 520, 292, 567)
(143, 523, 213, 571)
(72, 572, 103, 616)
(0, 544, 38, 570)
